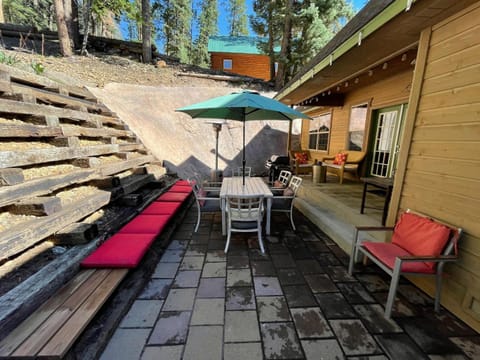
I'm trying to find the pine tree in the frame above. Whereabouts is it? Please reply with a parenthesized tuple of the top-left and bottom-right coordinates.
(192, 0, 218, 67)
(160, 0, 192, 63)
(227, 0, 248, 36)
(3, 0, 53, 29)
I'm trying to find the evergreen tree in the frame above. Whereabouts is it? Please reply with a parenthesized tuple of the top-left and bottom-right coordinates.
(192, 0, 218, 67)
(227, 0, 248, 36)
(160, 0, 192, 63)
(3, 0, 53, 29)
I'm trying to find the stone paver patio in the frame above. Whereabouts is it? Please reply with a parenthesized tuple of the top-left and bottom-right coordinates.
(100, 207, 480, 360)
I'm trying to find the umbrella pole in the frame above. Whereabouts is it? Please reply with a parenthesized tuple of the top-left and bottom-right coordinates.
(242, 118, 246, 186)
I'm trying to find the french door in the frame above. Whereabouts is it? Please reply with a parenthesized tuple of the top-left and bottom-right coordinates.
(370, 104, 406, 178)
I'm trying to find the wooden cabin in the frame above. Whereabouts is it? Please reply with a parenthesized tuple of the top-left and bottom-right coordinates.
(276, 0, 480, 332)
(208, 36, 274, 81)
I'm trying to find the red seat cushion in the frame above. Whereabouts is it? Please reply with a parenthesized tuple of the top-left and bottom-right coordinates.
(156, 192, 190, 202)
(392, 212, 450, 269)
(175, 180, 192, 186)
(362, 242, 435, 274)
(169, 185, 193, 193)
(118, 214, 170, 234)
(333, 152, 348, 165)
(141, 201, 181, 215)
(81, 233, 157, 268)
(294, 152, 309, 164)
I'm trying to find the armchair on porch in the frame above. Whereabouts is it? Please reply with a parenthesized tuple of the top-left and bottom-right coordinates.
(289, 149, 316, 176)
(321, 150, 366, 184)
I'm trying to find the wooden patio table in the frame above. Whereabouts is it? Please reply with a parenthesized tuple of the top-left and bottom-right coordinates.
(220, 177, 273, 236)
(360, 176, 394, 225)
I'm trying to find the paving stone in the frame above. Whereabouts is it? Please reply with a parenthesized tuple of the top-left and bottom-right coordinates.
(190, 298, 225, 325)
(148, 311, 191, 345)
(315, 252, 342, 266)
(167, 240, 189, 250)
(315, 293, 356, 318)
(139, 279, 171, 300)
(267, 243, 290, 254)
(225, 310, 261, 342)
(289, 247, 315, 260)
(227, 255, 250, 269)
(224, 342, 263, 360)
(202, 262, 227, 277)
(160, 249, 185, 263)
(152, 262, 180, 278)
(208, 239, 226, 250)
(277, 268, 306, 285)
(249, 248, 270, 261)
(271, 254, 297, 268)
(254, 276, 283, 296)
(120, 300, 163, 328)
(283, 285, 317, 308)
(183, 326, 223, 360)
(290, 307, 333, 338)
(173, 270, 201, 288)
(450, 336, 480, 359)
(353, 304, 402, 334)
(100, 328, 150, 360)
(355, 273, 390, 292)
(427, 355, 468, 360)
(304, 273, 338, 293)
(163, 288, 196, 311)
(257, 296, 290, 322)
(330, 319, 380, 356)
(425, 312, 479, 337)
(306, 242, 330, 253)
(371, 292, 417, 317)
(375, 334, 428, 359)
(206, 250, 227, 262)
(141, 345, 183, 360)
(398, 284, 434, 306)
(301, 339, 344, 360)
(227, 268, 252, 287)
(296, 259, 324, 274)
(197, 277, 225, 298)
(337, 282, 375, 303)
(226, 287, 256, 310)
(180, 256, 204, 270)
(185, 244, 208, 256)
(324, 266, 356, 282)
(251, 260, 276, 276)
(260, 322, 303, 359)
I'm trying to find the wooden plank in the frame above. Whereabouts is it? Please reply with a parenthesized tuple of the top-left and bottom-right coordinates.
(0, 123, 63, 138)
(407, 156, 479, 179)
(9, 196, 62, 216)
(0, 71, 12, 94)
(72, 157, 102, 168)
(38, 269, 128, 358)
(416, 103, 480, 126)
(0, 144, 119, 168)
(424, 44, 480, 80)
(61, 124, 133, 138)
(118, 194, 144, 207)
(428, 24, 480, 63)
(422, 63, 480, 95)
(0, 168, 24, 186)
(0, 64, 60, 90)
(11, 270, 112, 357)
(53, 222, 99, 245)
(118, 143, 145, 152)
(100, 155, 155, 176)
(0, 169, 95, 208)
(0, 270, 94, 357)
(409, 141, 480, 161)
(0, 191, 111, 260)
(412, 123, 480, 142)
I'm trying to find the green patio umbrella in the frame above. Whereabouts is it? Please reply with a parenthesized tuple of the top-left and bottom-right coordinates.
(176, 90, 311, 185)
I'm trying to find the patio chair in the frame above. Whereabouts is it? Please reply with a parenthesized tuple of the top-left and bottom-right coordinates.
(271, 175, 302, 231)
(225, 194, 265, 253)
(348, 209, 462, 318)
(271, 170, 292, 189)
(190, 180, 221, 232)
(233, 166, 252, 177)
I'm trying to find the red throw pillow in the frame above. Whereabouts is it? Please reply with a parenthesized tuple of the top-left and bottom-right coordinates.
(333, 152, 347, 165)
(392, 212, 451, 269)
(273, 180, 285, 188)
(295, 152, 308, 164)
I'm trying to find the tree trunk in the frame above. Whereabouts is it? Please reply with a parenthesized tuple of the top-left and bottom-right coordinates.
(64, 0, 80, 50)
(141, 0, 152, 63)
(53, 0, 73, 56)
(81, 0, 92, 55)
(267, 2, 275, 81)
(0, 0, 4, 24)
(275, 0, 293, 90)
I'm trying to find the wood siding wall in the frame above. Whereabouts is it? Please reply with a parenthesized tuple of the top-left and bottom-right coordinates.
(210, 53, 271, 81)
(392, 3, 480, 331)
(300, 69, 413, 161)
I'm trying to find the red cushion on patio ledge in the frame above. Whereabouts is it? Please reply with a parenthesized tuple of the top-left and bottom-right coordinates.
(118, 214, 170, 234)
(81, 233, 157, 268)
(156, 192, 190, 202)
(169, 184, 193, 193)
(361, 242, 435, 274)
(175, 180, 192, 186)
(141, 201, 182, 215)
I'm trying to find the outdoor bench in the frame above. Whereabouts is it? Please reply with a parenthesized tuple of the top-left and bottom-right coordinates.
(0, 180, 192, 359)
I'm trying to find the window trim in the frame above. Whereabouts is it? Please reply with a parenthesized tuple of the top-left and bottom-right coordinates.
(223, 58, 233, 70)
(347, 102, 369, 151)
(308, 112, 331, 152)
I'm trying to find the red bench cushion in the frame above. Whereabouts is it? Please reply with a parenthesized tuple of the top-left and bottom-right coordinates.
(392, 212, 450, 269)
(175, 180, 192, 186)
(81, 233, 157, 268)
(362, 242, 435, 274)
(141, 201, 181, 215)
(118, 214, 170, 234)
(156, 192, 190, 202)
(169, 184, 193, 193)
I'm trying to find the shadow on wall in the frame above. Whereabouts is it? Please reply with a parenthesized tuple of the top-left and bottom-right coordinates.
(166, 124, 299, 180)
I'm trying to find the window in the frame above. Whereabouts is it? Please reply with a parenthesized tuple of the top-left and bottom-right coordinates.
(308, 113, 331, 151)
(223, 59, 232, 70)
(347, 103, 368, 151)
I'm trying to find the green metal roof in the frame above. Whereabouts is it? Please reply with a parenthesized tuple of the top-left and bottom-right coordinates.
(208, 36, 275, 55)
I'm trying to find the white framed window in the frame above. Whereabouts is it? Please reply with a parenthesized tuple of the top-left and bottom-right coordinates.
(308, 113, 331, 151)
(347, 103, 368, 151)
(223, 59, 233, 70)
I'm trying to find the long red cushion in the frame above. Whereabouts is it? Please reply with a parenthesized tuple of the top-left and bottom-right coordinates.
(169, 185, 193, 193)
(141, 201, 181, 215)
(81, 233, 157, 268)
(175, 180, 192, 186)
(362, 242, 435, 274)
(156, 192, 190, 202)
(118, 214, 170, 234)
(392, 212, 450, 269)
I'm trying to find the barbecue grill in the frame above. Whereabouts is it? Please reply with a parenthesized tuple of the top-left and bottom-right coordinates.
(265, 155, 290, 183)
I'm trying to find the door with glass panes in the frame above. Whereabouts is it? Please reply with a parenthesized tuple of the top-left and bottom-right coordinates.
(369, 104, 406, 178)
